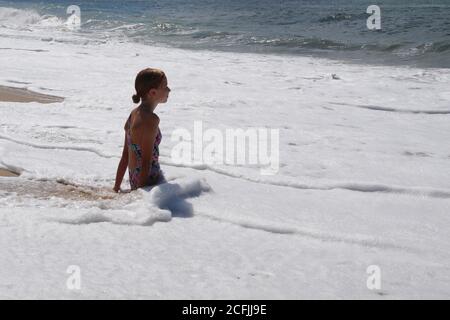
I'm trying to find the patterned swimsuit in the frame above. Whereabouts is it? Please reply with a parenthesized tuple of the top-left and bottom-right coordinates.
(125, 114, 162, 190)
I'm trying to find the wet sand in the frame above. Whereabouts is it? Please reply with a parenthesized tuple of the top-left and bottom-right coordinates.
(0, 85, 64, 104)
(0, 168, 19, 177)
(1, 167, 117, 201)
(0, 178, 117, 201)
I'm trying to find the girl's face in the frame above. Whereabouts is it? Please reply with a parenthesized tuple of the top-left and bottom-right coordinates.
(144, 77, 171, 104)
(152, 77, 170, 104)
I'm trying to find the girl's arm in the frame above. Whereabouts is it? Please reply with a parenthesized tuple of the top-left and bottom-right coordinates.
(113, 133, 129, 192)
(137, 115, 159, 189)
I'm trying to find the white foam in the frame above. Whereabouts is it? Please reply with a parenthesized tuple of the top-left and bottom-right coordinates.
(41, 177, 212, 225)
(1, 25, 450, 299)
(0, 7, 42, 26)
(0, 7, 64, 29)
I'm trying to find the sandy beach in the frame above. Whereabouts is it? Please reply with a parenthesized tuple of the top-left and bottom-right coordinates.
(0, 86, 61, 176)
(0, 178, 118, 200)
(0, 85, 63, 104)
(0, 168, 19, 177)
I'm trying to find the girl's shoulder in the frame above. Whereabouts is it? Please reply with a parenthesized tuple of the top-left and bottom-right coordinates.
(124, 107, 139, 130)
(125, 108, 159, 131)
(136, 107, 159, 125)
(140, 112, 159, 131)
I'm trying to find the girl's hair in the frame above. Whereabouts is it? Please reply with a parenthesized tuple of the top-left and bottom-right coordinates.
(132, 68, 166, 104)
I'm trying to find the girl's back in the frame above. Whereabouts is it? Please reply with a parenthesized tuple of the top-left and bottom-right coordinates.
(125, 108, 161, 189)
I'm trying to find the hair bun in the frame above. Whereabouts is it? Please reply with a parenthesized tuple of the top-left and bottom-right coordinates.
(132, 94, 140, 104)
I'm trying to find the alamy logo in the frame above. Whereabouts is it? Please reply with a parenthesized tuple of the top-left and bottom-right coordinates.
(366, 265, 381, 290)
(367, 5, 381, 30)
(171, 121, 280, 175)
(66, 5, 81, 30)
(66, 265, 81, 290)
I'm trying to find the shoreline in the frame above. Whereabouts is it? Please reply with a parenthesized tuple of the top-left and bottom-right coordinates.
(1, 35, 449, 72)
(0, 85, 64, 104)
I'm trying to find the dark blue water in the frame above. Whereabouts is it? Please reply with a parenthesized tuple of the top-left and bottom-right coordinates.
(1, 0, 449, 68)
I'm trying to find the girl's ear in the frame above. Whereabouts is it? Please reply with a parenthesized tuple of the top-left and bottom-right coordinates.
(149, 88, 157, 97)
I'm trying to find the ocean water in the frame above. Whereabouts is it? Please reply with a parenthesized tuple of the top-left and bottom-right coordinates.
(0, 0, 449, 67)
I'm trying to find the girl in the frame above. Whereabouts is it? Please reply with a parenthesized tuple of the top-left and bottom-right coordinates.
(113, 68, 171, 192)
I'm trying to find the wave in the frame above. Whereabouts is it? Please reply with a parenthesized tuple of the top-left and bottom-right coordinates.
(191, 30, 239, 40)
(248, 36, 362, 51)
(151, 22, 197, 35)
(1, 4, 449, 68)
(416, 41, 450, 54)
(318, 12, 368, 23)
(0, 7, 42, 26)
(0, 7, 65, 29)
